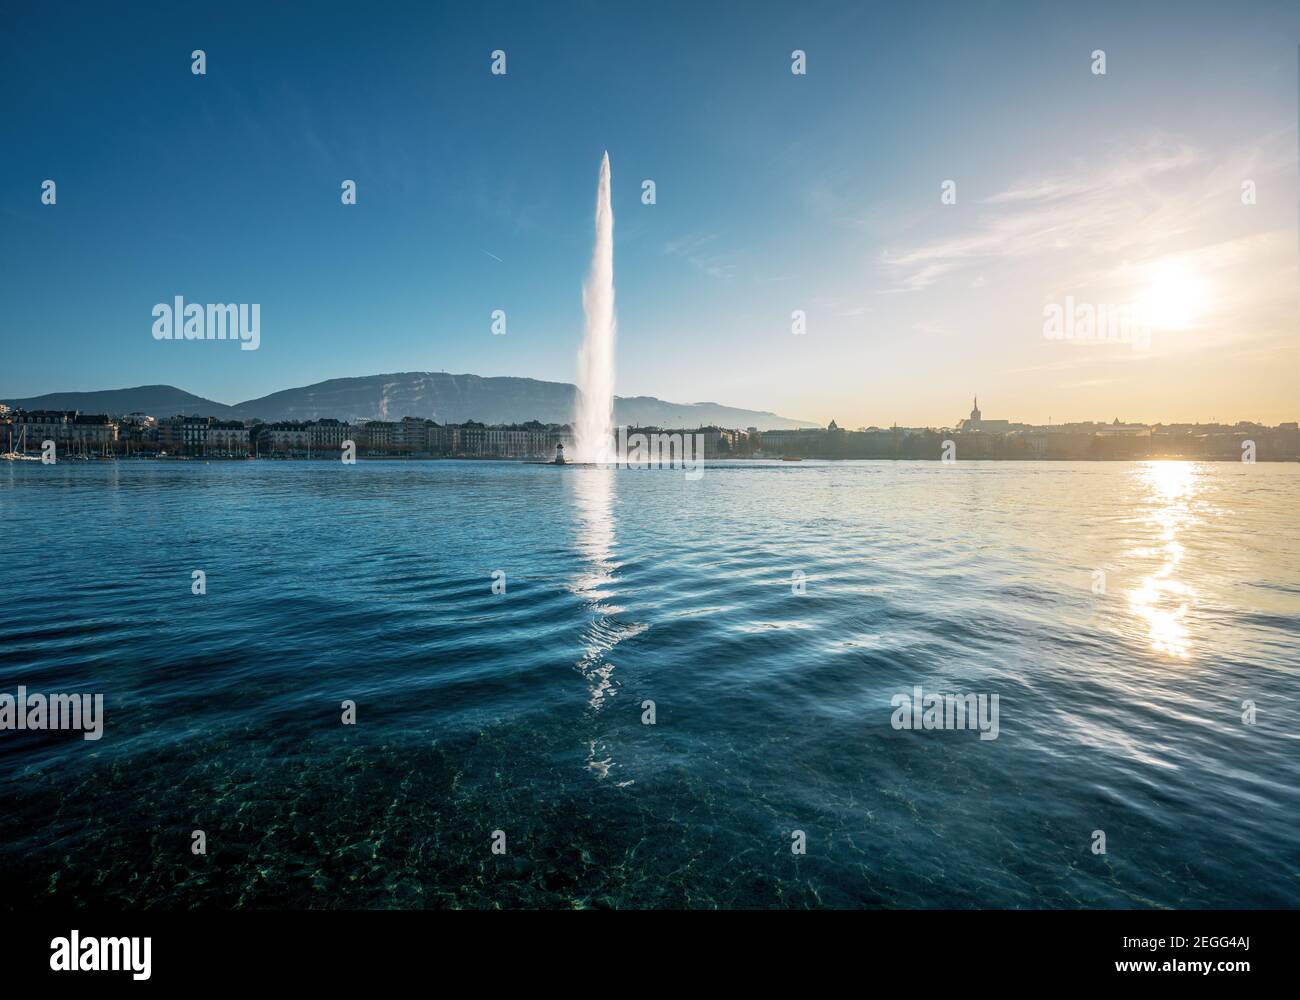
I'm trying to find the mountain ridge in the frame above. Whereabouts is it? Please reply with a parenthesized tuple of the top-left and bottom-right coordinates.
(2, 372, 819, 430)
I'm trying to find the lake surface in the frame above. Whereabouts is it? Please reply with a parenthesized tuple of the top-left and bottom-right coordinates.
(1, 459, 1297, 908)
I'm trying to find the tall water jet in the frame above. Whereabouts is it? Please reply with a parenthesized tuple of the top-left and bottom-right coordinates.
(574, 152, 616, 464)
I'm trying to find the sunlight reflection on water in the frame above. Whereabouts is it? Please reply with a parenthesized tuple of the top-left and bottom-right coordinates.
(1128, 461, 1200, 659)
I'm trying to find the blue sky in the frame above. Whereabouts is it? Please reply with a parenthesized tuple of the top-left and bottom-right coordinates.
(2, 0, 1297, 425)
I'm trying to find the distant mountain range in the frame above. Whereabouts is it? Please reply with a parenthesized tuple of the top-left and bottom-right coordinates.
(2, 372, 819, 430)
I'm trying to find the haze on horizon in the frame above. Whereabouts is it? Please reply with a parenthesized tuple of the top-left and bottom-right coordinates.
(1, 0, 1296, 428)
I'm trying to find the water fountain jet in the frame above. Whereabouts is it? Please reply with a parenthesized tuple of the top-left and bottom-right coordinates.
(573, 152, 616, 465)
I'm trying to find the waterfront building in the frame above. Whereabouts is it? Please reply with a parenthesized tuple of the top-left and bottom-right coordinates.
(456, 423, 562, 458)
(69, 414, 118, 452)
(115, 413, 158, 453)
(361, 420, 396, 453)
(393, 417, 429, 454)
(11, 410, 77, 445)
(254, 421, 311, 454)
(308, 419, 348, 451)
(428, 423, 458, 454)
(158, 415, 216, 455)
(758, 428, 826, 456)
(208, 421, 250, 455)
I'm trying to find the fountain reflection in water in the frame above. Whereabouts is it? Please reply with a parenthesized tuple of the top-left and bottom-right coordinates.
(568, 467, 643, 783)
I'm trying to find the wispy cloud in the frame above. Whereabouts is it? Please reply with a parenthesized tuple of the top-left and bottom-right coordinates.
(879, 136, 1289, 298)
(663, 231, 740, 279)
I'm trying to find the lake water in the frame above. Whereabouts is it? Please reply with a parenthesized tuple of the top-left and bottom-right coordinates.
(1, 459, 1297, 908)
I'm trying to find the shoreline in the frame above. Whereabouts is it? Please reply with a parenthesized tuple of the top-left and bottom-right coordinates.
(7, 454, 1297, 465)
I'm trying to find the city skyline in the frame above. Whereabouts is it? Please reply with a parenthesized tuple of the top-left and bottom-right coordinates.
(2, 1, 1297, 427)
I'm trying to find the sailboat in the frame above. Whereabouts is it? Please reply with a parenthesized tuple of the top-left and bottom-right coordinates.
(2, 425, 40, 461)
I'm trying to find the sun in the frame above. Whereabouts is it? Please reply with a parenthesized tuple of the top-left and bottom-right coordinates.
(1136, 259, 1210, 330)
